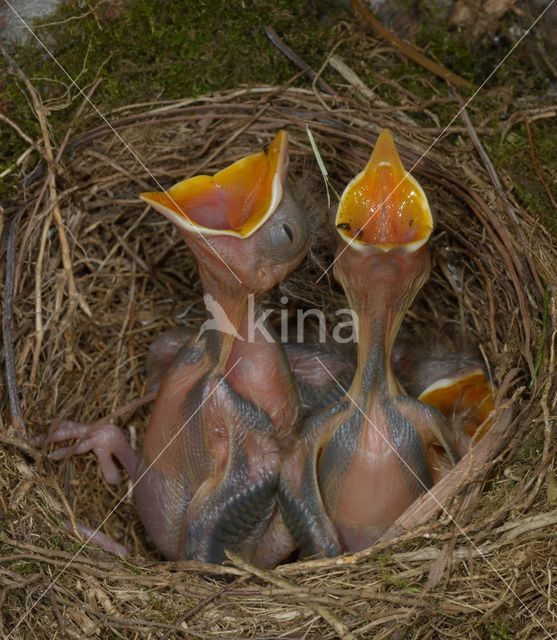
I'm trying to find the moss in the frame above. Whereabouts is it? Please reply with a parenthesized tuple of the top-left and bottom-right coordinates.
(1, 0, 555, 236)
(2, 0, 336, 108)
(413, 0, 554, 97)
(419, 27, 486, 83)
(489, 619, 514, 640)
(377, 554, 420, 592)
(488, 122, 557, 234)
(0, 0, 338, 197)
(409, 0, 487, 83)
(122, 560, 144, 575)
(13, 561, 40, 576)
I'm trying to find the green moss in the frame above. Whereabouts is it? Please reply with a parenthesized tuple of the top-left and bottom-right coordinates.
(488, 122, 557, 234)
(409, 0, 486, 83)
(419, 28, 484, 83)
(3, 0, 334, 109)
(1, 0, 555, 237)
(13, 561, 40, 576)
(0, 0, 337, 197)
(377, 554, 420, 592)
(489, 619, 514, 640)
(121, 560, 144, 575)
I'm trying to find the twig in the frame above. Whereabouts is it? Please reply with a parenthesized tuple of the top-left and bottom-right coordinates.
(311, 39, 344, 111)
(535, 33, 557, 80)
(0, 112, 40, 149)
(0, 145, 35, 179)
(227, 551, 357, 640)
(31, 203, 51, 383)
(500, 106, 556, 141)
(160, 576, 248, 640)
(329, 54, 377, 101)
(460, 106, 519, 223)
(2, 213, 26, 436)
(351, 0, 472, 90)
(328, 54, 416, 125)
(265, 26, 336, 96)
(0, 431, 40, 460)
(459, 103, 545, 321)
(1, 43, 95, 384)
(14, 77, 102, 295)
(57, 77, 102, 154)
(188, 101, 271, 177)
(530, 287, 550, 388)
(0, 43, 91, 322)
(33, 0, 109, 31)
(47, 588, 66, 637)
(523, 115, 557, 210)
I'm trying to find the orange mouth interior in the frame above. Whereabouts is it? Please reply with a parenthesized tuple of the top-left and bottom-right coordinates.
(336, 129, 433, 250)
(419, 371, 495, 439)
(140, 130, 286, 236)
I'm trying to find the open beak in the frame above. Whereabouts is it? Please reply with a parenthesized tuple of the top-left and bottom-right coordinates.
(336, 129, 434, 253)
(139, 130, 288, 238)
(418, 370, 495, 439)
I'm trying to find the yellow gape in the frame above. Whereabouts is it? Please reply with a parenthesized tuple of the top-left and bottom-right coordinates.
(419, 370, 495, 440)
(140, 130, 287, 237)
(336, 129, 433, 253)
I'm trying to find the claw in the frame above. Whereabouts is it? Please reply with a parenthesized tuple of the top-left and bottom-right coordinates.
(65, 521, 130, 558)
(31, 433, 46, 447)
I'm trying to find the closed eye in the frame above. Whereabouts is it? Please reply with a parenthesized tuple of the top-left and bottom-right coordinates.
(283, 223, 294, 242)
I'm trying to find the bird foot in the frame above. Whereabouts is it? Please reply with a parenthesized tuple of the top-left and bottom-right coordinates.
(65, 520, 130, 559)
(34, 420, 138, 485)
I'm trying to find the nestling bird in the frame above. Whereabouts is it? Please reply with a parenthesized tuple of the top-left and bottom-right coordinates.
(36, 129, 493, 567)
(276, 129, 470, 558)
(39, 131, 309, 564)
(393, 341, 495, 440)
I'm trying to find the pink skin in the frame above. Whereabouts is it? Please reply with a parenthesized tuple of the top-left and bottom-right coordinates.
(37, 302, 474, 563)
(37, 184, 309, 565)
(271, 245, 471, 561)
(43, 421, 137, 485)
(330, 248, 469, 548)
(37, 337, 476, 488)
(34, 330, 349, 561)
(65, 521, 130, 559)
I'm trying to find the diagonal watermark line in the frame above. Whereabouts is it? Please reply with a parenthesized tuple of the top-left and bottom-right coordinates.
(315, 356, 554, 638)
(3, 0, 243, 284)
(6, 357, 242, 639)
(316, 0, 556, 284)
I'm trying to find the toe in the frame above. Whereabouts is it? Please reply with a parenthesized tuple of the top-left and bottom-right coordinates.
(97, 450, 123, 485)
(48, 445, 78, 461)
(31, 433, 47, 446)
(47, 421, 90, 443)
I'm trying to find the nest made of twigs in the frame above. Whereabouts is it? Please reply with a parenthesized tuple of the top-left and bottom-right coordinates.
(1, 82, 556, 639)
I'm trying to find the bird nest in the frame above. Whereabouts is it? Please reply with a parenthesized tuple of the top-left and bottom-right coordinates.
(2, 84, 556, 639)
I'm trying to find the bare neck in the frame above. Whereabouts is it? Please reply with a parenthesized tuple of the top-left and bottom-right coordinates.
(197, 264, 277, 372)
(336, 248, 430, 402)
